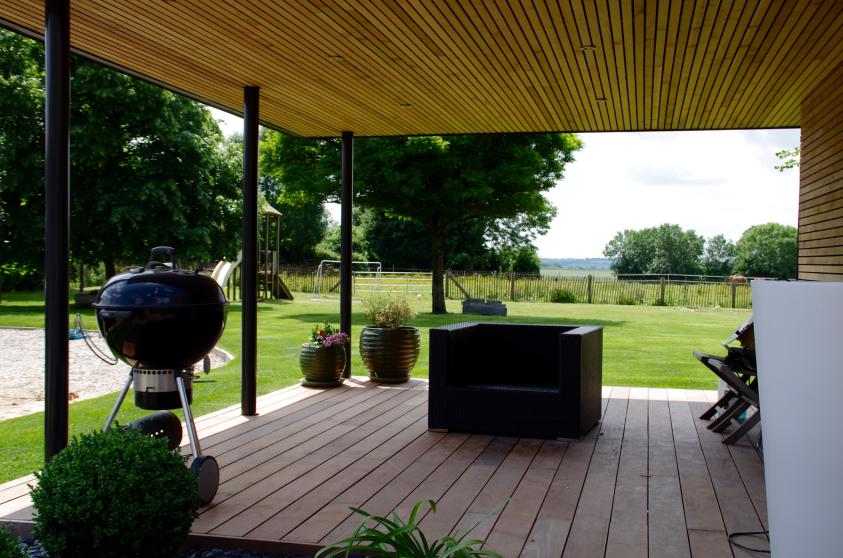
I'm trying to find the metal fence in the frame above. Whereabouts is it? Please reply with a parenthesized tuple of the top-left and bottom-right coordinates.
(277, 266, 754, 309)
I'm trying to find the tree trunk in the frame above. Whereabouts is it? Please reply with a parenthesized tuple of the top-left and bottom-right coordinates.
(104, 260, 116, 279)
(431, 229, 447, 314)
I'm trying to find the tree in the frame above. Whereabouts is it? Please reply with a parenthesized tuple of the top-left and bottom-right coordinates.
(701, 234, 737, 276)
(733, 223, 797, 278)
(775, 146, 800, 172)
(0, 31, 46, 286)
(603, 224, 704, 275)
(262, 132, 582, 313)
(354, 134, 580, 313)
(0, 30, 242, 281)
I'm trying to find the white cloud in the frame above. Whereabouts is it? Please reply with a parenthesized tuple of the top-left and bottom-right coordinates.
(535, 129, 800, 258)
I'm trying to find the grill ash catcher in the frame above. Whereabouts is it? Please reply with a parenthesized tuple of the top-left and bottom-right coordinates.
(94, 246, 228, 505)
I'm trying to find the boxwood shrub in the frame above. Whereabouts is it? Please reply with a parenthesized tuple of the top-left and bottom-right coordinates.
(0, 526, 24, 558)
(30, 426, 198, 558)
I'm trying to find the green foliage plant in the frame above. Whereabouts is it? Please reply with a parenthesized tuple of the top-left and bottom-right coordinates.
(0, 526, 24, 558)
(550, 288, 578, 303)
(362, 296, 416, 329)
(30, 426, 198, 558)
(316, 499, 503, 558)
(733, 223, 797, 279)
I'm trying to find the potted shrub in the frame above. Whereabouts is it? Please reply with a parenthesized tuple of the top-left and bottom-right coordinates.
(30, 426, 198, 558)
(300, 322, 349, 386)
(360, 296, 420, 383)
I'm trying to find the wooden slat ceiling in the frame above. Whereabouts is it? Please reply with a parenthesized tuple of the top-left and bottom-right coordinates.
(1, 0, 842, 137)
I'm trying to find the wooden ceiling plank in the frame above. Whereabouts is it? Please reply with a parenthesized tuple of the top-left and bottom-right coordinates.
(694, 1, 752, 129)
(726, 0, 806, 128)
(81, 0, 380, 137)
(400, 1, 524, 132)
(266, 1, 460, 133)
(424, 0, 536, 131)
(756, 4, 843, 128)
(543, 0, 600, 130)
(309, 0, 477, 134)
(686, 0, 733, 128)
(671, 0, 713, 129)
(600, 0, 631, 130)
(446, 0, 541, 131)
(624, 0, 643, 129)
(571, 0, 622, 132)
(468, 1, 553, 130)
(494, 1, 566, 130)
(649, 1, 671, 129)
(475, 1, 555, 130)
(642, 2, 658, 130)
(522, 1, 585, 130)
(664, 0, 700, 129)
(509, 0, 581, 130)
(657, 1, 683, 129)
(712, 0, 788, 128)
(676, 0, 720, 129)
(700, 1, 761, 129)
(558, 0, 606, 130)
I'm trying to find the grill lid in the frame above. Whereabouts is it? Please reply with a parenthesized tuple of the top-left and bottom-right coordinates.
(94, 246, 226, 310)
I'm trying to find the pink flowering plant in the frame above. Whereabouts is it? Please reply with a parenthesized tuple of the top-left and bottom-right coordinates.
(308, 322, 349, 348)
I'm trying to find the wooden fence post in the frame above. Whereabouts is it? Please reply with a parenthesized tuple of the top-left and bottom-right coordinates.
(510, 272, 516, 301)
(659, 277, 666, 306)
(587, 274, 593, 303)
(731, 281, 737, 308)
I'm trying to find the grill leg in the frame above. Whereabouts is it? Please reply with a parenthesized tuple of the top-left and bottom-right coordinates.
(103, 372, 133, 431)
(176, 372, 202, 458)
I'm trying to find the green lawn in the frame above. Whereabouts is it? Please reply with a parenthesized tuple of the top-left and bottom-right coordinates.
(0, 290, 747, 483)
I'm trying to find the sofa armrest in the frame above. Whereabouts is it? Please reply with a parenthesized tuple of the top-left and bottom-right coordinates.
(559, 326, 603, 431)
(428, 323, 480, 430)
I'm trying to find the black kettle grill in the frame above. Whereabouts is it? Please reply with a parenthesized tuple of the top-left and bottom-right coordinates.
(95, 246, 228, 505)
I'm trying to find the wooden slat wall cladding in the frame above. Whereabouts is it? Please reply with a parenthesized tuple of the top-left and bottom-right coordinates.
(0, 1, 842, 137)
(798, 60, 843, 280)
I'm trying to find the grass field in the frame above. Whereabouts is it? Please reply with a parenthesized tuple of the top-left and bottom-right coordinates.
(540, 267, 614, 277)
(0, 290, 748, 483)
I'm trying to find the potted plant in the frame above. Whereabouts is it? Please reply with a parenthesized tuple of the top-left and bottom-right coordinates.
(360, 296, 420, 383)
(299, 322, 349, 387)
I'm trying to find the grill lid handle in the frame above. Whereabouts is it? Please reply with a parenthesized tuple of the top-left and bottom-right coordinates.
(148, 246, 176, 270)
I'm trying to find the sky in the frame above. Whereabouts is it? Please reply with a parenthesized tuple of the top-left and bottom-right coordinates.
(210, 109, 800, 259)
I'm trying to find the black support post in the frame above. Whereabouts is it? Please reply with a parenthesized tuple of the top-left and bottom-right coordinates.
(241, 86, 259, 416)
(44, 0, 70, 462)
(340, 132, 353, 378)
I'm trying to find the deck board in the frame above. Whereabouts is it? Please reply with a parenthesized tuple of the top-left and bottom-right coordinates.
(0, 380, 766, 557)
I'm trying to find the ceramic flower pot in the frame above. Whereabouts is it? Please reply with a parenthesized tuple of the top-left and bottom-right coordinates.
(299, 343, 345, 386)
(359, 326, 420, 383)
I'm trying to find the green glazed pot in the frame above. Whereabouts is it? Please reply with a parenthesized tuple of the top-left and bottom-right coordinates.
(359, 326, 420, 383)
(299, 344, 345, 385)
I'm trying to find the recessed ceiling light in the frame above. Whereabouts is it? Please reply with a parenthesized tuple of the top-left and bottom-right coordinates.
(326, 54, 345, 62)
(400, 103, 414, 109)
(579, 45, 597, 52)
(595, 97, 607, 102)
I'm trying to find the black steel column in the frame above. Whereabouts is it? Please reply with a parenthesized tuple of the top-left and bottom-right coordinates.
(241, 86, 259, 415)
(44, 0, 70, 461)
(340, 132, 353, 378)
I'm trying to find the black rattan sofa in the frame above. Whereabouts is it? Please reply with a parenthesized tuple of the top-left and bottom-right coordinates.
(428, 322, 602, 439)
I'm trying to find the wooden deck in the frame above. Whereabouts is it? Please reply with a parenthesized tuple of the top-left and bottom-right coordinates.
(0, 379, 767, 557)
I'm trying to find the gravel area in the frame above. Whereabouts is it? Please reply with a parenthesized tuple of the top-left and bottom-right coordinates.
(0, 327, 230, 421)
(18, 540, 316, 558)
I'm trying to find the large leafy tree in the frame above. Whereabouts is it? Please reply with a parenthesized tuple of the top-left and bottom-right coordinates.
(0, 32, 45, 287)
(0, 30, 242, 281)
(262, 132, 581, 313)
(701, 234, 737, 276)
(733, 223, 797, 278)
(356, 135, 580, 312)
(604, 224, 704, 275)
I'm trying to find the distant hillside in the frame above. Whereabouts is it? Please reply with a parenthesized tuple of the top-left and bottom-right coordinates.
(540, 257, 613, 271)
